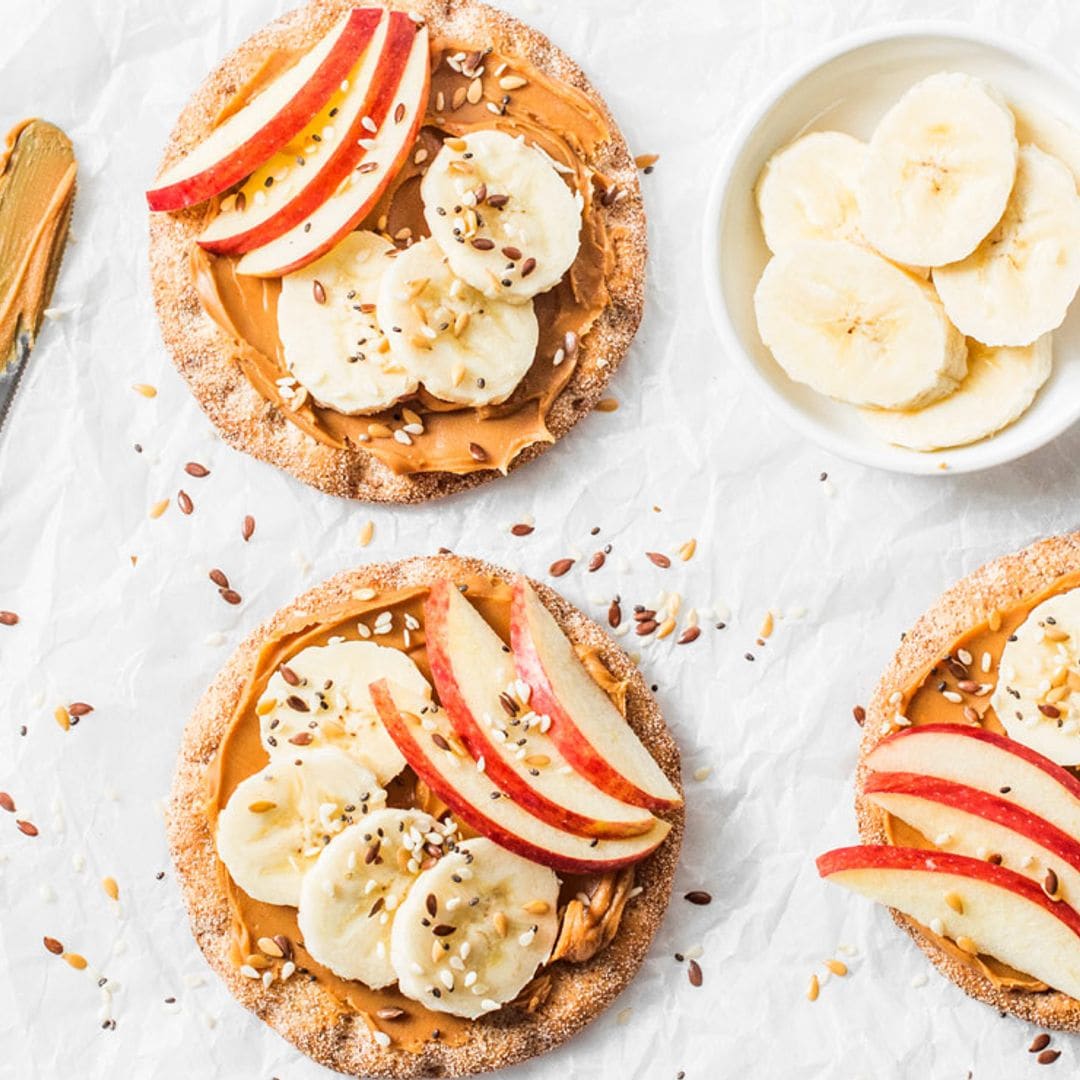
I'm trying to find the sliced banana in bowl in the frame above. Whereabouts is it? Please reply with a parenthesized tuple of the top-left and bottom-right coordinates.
(755, 131, 867, 253)
(277, 231, 417, 414)
(753, 239, 967, 409)
(377, 237, 539, 406)
(859, 72, 1019, 268)
(390, 837, 559, 1018)
(297, 807, 446, 988)
(421, 128, 582, 303)
(860, 336, 1052, 451)
(258, 640, 432, 784)
(215, 748, 387, 907)
(933, 145, 1080, 347)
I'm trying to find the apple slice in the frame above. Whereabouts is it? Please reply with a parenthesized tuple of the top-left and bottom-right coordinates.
(867, 723, 1080, 841)
(197, 9, 408, 256)
(510, 578, 682, 812)
(818, 845, 1080, 999)
(146, 9, 382, 211)
(866, 771, 1080, 907)
(233, 17, 429, 277)
(423, 581, 656, 839)
(370, 680, 670, 873)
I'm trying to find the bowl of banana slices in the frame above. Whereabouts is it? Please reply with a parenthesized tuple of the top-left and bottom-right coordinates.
(704, 23, 1080, 474)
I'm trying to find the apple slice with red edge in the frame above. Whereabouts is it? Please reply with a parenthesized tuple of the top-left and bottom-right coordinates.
(234, 15, 429, 277)
(510, 577, 682, 812)
(370, 680, 670, 874)
(817, 845, 1080, 999)
(198, 9, 404, 255)
(146, 9, 382, 212)
(866, 771, 1080, 906)
(867, 723, 1080, 841)
(423, 580, 657, 839)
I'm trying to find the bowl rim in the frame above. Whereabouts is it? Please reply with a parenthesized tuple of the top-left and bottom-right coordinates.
(701, 19, 1080, 476)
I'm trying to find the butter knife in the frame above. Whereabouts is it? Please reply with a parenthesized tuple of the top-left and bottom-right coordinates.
(0, 324, 32, 434)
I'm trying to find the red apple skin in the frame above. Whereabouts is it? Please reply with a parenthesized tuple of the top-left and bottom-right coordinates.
(423, 581, 652, 839)
(865, 771, 1080, 871)
(146, 8, 382, 212)
(870, 723, 1080, 800)
(817, 845, 1080, 936)
(509, 577, 681, 813)
(370, 680, 666, 874)
(199, 11, 419, 256)
(255, 44, 428, 277)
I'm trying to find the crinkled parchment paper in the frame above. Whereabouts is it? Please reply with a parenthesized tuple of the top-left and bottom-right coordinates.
(4, 0, 1080, 1077)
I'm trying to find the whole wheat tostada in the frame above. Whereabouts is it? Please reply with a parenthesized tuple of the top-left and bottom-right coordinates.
(855, 531, 1080, 1032)
(167, 554, 683, 1077)
(148, 0, 646, 504)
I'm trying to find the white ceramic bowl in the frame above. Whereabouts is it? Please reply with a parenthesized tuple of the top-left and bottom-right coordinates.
(702, 23, 1080, 475)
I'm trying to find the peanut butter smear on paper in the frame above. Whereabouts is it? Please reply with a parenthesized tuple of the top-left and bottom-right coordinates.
(0, 119, 76, 371)
(193, 41, 618, 477)
(882, 570, 1080, 993)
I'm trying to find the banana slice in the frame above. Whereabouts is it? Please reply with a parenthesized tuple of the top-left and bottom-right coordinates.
(259, 640, 431, 784)
(390, 837, 558, 1017)
(859, 73, 1018, 267)
(297, 807, 448, 987)
(756, 131, 867, 253)
(215, 748, 387, 907)
(753, 240, 967, 409)
(991, 587, 1080, 766)
(933, 146, 1080, 347)
(421, 128, 582, 303)
(277, 231, 417, 414)
(377, 237, 538, 406)
(1012, 101, 1080, 190)
(860, 336, 1052, 451)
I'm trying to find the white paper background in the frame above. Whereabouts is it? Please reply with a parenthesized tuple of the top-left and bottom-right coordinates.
(3, 0, 1080, 1077)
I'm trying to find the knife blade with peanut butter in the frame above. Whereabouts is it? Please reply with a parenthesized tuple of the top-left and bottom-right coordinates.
(0, 118, 77, 432)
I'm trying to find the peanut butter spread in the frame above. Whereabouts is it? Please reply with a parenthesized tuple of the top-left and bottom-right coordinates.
(206, 574, 634, 1051)
(880, 570, 1080, 993)
(0, 120, 76, 372)
(193, 41, 618, 476)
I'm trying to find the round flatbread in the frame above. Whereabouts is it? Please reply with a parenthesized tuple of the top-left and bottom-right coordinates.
(148, 0, 646, 503)
(855, 531, 1080, 1032)
(167, 553, 683, 1076)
